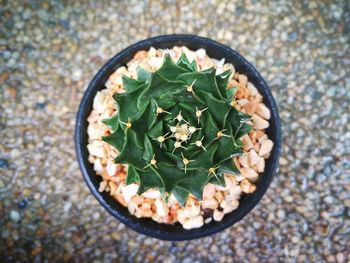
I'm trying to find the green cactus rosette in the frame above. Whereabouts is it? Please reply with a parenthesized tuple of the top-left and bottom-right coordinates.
(102, 53, 253, 207)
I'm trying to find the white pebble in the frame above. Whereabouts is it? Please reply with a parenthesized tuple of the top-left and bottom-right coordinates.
(93, 159, 103, 172)
(155, 199, 169, 217)
(195, 48, 206, 59)
(87, 142, 105, 158)
(248, 149, 260, 166)
(141, 190, 161, 199)
(93, 91, 107, 114)
(202, 183, 216, 200)
(177, 209, 186, 224)
(241, 134, 253, 150)
(214, 184, 227, 191)
(224, 175, 237, 190)
(63, 202, 72, 212)
(106, 160, 118, 176)
(256, 103, 271, 120)
(10, 149, 21, 159)
(239, 154, 249, 168)
(128, 199, 139, 215)
(10, 210, 20, 222)
(252, 114, 269, 130)
(201, 199, 219, 210)
(240, 168, 259, 183)
(257, 157, 265, 173)
(221, 199, 239, 213)
(184, 206, 200, 217)
(121, 184, 139, 203)
(259, 139, 274, 156)
(229, 186, 242, 200)
(213, 209, 225, 221)
(258, 134, 268, 143)
(98, 181, 107, 192)
(183, 215, 204, 229)
(88, 123, 105, 140)
(247, 82, 258, 95)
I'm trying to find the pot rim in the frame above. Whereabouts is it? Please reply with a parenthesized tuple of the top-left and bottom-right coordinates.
(75, 34, 282, 241)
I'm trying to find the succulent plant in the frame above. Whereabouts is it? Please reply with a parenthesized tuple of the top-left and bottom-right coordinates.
(102, 53, 253, 207)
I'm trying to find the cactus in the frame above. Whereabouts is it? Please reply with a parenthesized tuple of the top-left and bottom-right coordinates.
(102, 53, 253, 207)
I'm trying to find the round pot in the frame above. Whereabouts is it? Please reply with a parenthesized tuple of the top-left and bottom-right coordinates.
(75, 34, 282, 241)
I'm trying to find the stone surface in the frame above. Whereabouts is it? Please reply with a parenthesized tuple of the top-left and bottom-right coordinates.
(0, 0, 349, 262)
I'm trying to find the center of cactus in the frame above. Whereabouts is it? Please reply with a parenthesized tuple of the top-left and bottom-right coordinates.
(102, 53, 253, 207)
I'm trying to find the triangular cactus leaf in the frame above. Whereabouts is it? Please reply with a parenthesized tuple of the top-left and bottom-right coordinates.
(126, 165, 138, 185)
(102, 113, 119, 132)
(176, 53, 195, 72)
(216, 69, 232, 99)
(157, 53, 189, 80)
(172, 186, 189, 207)
(122, 75, 144, 92)
(101, 123, 125, 151)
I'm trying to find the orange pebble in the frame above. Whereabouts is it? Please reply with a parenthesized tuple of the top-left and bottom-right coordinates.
(169, 206, 178, 218)
(134, 50, 148, 60)
(163, 215, 173, 223)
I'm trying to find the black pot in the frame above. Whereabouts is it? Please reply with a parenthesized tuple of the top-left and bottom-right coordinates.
(75, 34, 282, 241)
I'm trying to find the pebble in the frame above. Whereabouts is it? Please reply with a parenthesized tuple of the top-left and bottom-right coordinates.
(0, 0, 348, 261)
(10, 149, 21, 159)
(18, 199, 28, 209)
(9, 87, 18, 98)
(35, 103, 46, 109)
(0, 159, 9, 168)
(10, 210, 21, 222)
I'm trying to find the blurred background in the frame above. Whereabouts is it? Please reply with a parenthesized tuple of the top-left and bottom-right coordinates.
(0, 0, 349, 262)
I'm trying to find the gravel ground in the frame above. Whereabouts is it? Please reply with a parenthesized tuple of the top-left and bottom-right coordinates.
(0, 0, 349, 262)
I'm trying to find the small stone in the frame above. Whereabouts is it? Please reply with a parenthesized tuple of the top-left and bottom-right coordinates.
(324, 195, 334, 204)
(35, 103, 46, 109)
(279, 157, 288, 166)
(0, 159, 9, 168)
(33, 216, 41, 224)
(31, 246, 42, 256)
(63, 202, 72, 212)
(224, 30, 233, 40)
(133, 4, 143, 15)
(59, 20, 69, 29)
(93, 212, 100, 220)
(10, 149, 21, 158)
(72, 69, 82, 80)
(23, 188, 31, 197)
(277, 209, 285, 219)
(181, 258, 192, 263)
(203, 208, 214, 218)
(10, 210, 20, 222)
(9, 87, 18, 98)
(37, 94, 45, 103)
(259, 140, 274, 156)
(336, 252, 344, 263)
(305, 95, 312, 103)
(46, 103, 54, 112)
(288, 31, 298, 42)
(213, 209, 225, 221)
(111, 232, 121, 240)
(0, 71, 10, 82)
(145, 253, 154, 261)
(18, 199, 28, 209)
(22, 8, 31, 19)
(37, 9, 49, 21)
(33, 193, 41, 200)
(252, 114, 269, 130)
(36, 229, 46, 236)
